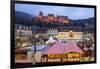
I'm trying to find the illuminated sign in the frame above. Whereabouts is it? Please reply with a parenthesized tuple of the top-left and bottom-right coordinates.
(67, 52, 80, 58)
(47, 52, 81, 62)
(47, 53, 80, 59)
(48, 54, 61, 59)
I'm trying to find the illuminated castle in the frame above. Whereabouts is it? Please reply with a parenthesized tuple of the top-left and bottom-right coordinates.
(37, 11, 69, 24)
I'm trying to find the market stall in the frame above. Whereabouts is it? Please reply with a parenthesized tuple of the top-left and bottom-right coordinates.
(42, 41, 84, 62)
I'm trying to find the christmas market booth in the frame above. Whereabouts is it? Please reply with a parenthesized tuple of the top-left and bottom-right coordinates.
(41, 41, 84, 62)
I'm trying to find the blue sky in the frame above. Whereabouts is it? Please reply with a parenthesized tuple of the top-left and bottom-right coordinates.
(15, 4, 94, 20)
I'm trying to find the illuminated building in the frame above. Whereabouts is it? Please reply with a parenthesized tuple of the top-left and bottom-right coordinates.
(55, 26, 83, 41)
(15, 24, 33, 47)
(37, 11, 69, 24)
(47, 28, 59, 36)
(15, 24, 32, 37)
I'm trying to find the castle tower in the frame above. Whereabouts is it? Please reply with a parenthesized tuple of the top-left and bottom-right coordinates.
(39, 11, 43, 16)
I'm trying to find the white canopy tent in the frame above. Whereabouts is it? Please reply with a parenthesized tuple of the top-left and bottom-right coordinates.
(45, 36, 56, 44)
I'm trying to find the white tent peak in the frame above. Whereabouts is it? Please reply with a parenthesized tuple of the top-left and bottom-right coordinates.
(46, 36, 56, 44)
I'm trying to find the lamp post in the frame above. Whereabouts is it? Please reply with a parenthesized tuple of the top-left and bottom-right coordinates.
(34, 35, 39, 53)
(33, 35, 39, 65)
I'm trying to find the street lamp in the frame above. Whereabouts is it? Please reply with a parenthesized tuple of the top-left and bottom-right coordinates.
(34, 35, 39, 53)
(33, 35, 39, 65)
(35, 35, 39, 38)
